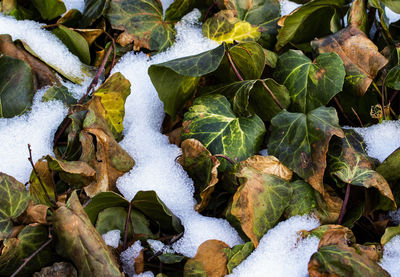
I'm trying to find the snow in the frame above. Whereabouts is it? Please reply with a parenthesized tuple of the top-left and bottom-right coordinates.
(259, 148, 268, 156)
(390, 210, 400, 225)
(161, 0, 174, 15)
(385, 6, 400, 24)
(102, 229, 121, 248)
(63, 0, 85, 13)
(353, 120, 400, 163)
(0, 88, 68, 183)
(120, 240, 144, 277)
(147, 239, 173, 254)
(380, 235, 400, 276)
(280, 0, 302, 16)
(0, 14, 89, 83)
(112, 9, 243, 258)
(229, 215, 320, 277)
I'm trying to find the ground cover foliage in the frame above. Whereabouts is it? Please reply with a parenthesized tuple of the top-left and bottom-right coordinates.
(2, 0, 400, 276)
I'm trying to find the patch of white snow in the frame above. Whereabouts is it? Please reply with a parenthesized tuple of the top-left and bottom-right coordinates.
(280, 0, 302, 16)
(121, 240, 144, 277)
(112, 9, 243, 258)
(229, 215, 320, 277)
(0, 89, 68, 183)
(385, 6, 400, 24)
(102, 229, 121, 248)
(353, 120, 400, 163)
(63, 0, 85, 13)
(161, 0, 174, 15)
(380, 235, 400, 276)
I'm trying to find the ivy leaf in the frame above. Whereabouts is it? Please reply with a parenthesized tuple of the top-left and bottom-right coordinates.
(227, 167, 292, 246)
(219, 0, 281, 48)
(268, 106, 344, 195)
(348, 0, 368, 33)
(312, 26, 388, 96)
(106, 0, 175, 51)
(29, 159, 56, 207)
(178, 139, 220, 212)
(31, 0, 66, 20)
(285, 180, 317, 217)
(165, 0, 196, 22)
(184, 240, 229, 276)
(381, 0, 400, 13)
(181, 94, 266, 171)
(328, 129, 396, 210)
(203, 10, 261, 44)
(377, 146, 400, 183)
(149, 44, 225, 118)
(386, 65, 400, 90)
(42, 85, 77, 106)
(53, 191, 122, 276)
(132, 190, 183, 234)
(84, 191, 129, 223)
(0, 54, 34, 118)
(0, 173, 30, 240)
(381, 225, 400, 245)
(51, 25, 91, 64)
(237, 155, 293, 181)
(81, 0, 110, 27)
(224, 242, 255, 274)
(0, 225, 53, 276)
(276, 0, 345, 50)
(92, 72, 131, 141)
(274, 50, 345, 113)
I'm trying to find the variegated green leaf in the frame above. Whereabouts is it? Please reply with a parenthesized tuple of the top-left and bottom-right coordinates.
(285, 180, 317, 217)
(106, 0, 175, 51)
(165, 0, 196, 22)
(149, 44, 225, 118)
(181, 94, 266, 171)
(328, 129, 396, 210)
(203, 10, 260, 44)
(0, 225, 53, 276)
(227, 166, 292, 246)
(225, 242, 255, 274)
(0, 173, 30, 240)
(31, 0, 66, 20)
(268, 107, 344, 195)
(274, 50, 345, 113)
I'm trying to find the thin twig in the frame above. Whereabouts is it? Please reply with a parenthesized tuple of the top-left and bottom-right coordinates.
(382, 74, 387, 120)
(389, 90, 399, 105)
(333, 96, 354, 125)
(338, 183, 351, 225)
(41, 23, 59, 29)
(123, 201, 133, 251)
(351, 107, 364, 127)
(225, 51, 244, 81)
(214, 154, 236, 165)
(103, 31, 117, 74)
(27, 144, 55, 206)
(11, 236, 53, 277)
(203, 1, 216, 22)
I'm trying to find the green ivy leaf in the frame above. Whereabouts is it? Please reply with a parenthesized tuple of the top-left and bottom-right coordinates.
(0, 173, 30, 240)
(227, 166, 292, 246)
(274, 50, 345, 113)
(276, 0, 345, 50)
(0, 54, 34, 118)
(149, 44, 225, 118)
(381, 225, 400, 245)
(81, 0, 109, 27)
(268, 106, 344, 195)
(53, 191, 122, 276)
(132, 190, 183, 234)
(106, 0, 175, 51)
(0, 225, 53, 276)
(328, 129, 396, 210)
(51, 25, 91, 64)
(377, 146, 400, 182)
(165, 0, 196, 22)
(42, 85, 77, 106)
(225, 242, 254, 274)
(309, 244, 390, 277)
(382, 0, 400, 14)
(31, 0, 66, 20)
(386, 65, 400, 90)
(284, 180, 317, 217)
(29, 159, 56, 207)
(181, 94, 266, 171)
(203, 10, 261, 44)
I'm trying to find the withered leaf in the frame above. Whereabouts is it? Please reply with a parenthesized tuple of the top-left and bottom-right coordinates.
(52, 191, 122, 277)
(29, 159, 56, 207)
(311, 26, 388, 96)
(178, 139, 220, 212)
(184, 240, 229, 277)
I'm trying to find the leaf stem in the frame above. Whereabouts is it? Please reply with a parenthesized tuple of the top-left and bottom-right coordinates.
(260, 80, 284, 110)
(27, 144, 55, 206)
(11, 235, 53, 277)
(351, 107, 364, 127)
(333, 96, 354, 125)
(337, 183, 351, 225)
(214, 154, 236, 165)
(225, 50, 244, 81)
(103, 31, 117, 75)
(203, 1, 216, 22)
(123, 200, 133, 251)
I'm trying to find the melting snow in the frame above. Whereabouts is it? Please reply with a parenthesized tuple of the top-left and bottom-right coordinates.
(120, 240, 144, 277)
(280, 0, 302, 16)
(63, 0, 85, 13)
(353, 120, 400, 163)
(380, 235, 400, 276)
(112, 9, 243, 258)
(385, 6, 400, 24)
(0, 88, 67, 183)
(229, 215, 320, 277)
(102, 229, 121, 248)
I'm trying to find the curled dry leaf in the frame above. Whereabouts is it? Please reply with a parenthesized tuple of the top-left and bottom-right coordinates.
(33, 262, 78, 277)
(52, 191, 122, 277)
(178, 139, 220, 212)
(238, 155, 293, 181)
(311, 26, 388, 96)
(184, 240, 229, 277)
(18, 201, 49, 225)
(0, 34, 60, 90)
